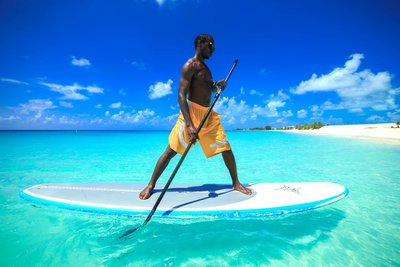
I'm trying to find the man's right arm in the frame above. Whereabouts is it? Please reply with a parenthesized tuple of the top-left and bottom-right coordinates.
(178, 60, 198, 143)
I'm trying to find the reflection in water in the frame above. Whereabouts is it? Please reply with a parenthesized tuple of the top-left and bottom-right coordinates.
(100, 208, 346, 265)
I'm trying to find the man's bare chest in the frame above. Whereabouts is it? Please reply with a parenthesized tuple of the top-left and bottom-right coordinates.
(194, 68, 213, 83)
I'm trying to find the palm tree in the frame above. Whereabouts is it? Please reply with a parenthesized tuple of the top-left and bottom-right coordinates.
(397, 122, 400, 128)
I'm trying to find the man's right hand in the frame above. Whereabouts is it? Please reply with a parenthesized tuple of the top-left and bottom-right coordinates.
(186, 124, 199, 144)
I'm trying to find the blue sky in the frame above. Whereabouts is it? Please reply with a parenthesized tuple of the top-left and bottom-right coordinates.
(1, 0, 399, 130)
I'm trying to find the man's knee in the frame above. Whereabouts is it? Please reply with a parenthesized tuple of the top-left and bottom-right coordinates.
(165, 145, 177, 158)
(222, 149, 233, 156)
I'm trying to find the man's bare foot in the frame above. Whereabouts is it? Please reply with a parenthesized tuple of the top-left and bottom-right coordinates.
(233, 182, 252, 195)
(139, 184, 154, 200)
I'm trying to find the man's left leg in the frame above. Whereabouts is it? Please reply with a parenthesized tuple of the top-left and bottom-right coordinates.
(222, 150, 252, 195)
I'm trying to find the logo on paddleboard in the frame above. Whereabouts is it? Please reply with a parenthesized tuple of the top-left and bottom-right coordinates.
(275, 185, 301, 194)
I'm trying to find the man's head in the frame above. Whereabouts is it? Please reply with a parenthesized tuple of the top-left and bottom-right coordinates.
(194, 34, 215, 59)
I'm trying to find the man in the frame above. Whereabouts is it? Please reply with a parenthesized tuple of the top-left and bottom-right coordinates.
(139, 33, 252, 200)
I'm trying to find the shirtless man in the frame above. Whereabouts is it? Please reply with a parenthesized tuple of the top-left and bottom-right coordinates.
(139, 33, 252, 200)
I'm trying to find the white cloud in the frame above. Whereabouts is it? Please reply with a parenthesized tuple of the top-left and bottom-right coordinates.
(259, 68, 268, 76)
(214, 97, 255, 124)
(166, 113, 179, 122)
(0, 115, 20, 121)
(59, 115, 79, 125)
(155, 0, 166, 6)
(40, 82, 104, 100)
(282, 110, 293, 117)
(42, 114, 56, 124)
(71, 56, 91, 67)
(90, 118, 103, 124)
(5, 99, 89, 127)
(95, 104, 102, 109)
(59, 101, 74, 108)
(214, 95, 292, 125)
(148, 79, 173, 99)
(105, 111, 110, 117)
(292, 54, 365, 94)
(267, 100, 285, 110)
(366, 115, 386, 123)
(297, 109, 307, 118)
(250, 89, 263, 96)
(110, 109, 155, 124)
(291, 53, 399, 112)
(387, 110, 400, 122)
(109, 102, 122, 109)
(18, 99, 57, 120)
(119, 89, 127, 96)
(37, 114, 80, 126)
(310, 105, 324, 119)
(1, 78, 30, 85)
(325, 116, 344, 125)
(266, 90, 290, 110)
(252, 104, 279, 118)
(131, 60, 147, 70)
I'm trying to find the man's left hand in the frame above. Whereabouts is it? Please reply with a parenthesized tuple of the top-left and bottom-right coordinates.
(215, 80, 227, 91)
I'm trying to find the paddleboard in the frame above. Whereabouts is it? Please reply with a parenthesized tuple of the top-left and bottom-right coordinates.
(20, 182, 348, 218)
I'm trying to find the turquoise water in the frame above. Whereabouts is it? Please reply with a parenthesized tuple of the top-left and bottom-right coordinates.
(0, 131, 399, 266)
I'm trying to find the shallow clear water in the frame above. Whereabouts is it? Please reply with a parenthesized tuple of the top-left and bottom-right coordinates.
(0, 131, 399, 266)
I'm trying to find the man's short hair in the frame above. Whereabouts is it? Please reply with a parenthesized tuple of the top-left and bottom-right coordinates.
(194, 34, 213, 49)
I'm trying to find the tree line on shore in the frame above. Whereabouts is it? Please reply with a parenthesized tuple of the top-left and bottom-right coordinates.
(236, 122, 325, 131)
(236, 122, 400, 131)
(293, 122, 324, 130)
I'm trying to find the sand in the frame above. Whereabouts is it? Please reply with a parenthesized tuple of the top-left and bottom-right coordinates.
(284, 123, 400, 144)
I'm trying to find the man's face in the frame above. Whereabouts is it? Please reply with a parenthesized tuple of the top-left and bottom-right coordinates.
(201, 38, 215, 59)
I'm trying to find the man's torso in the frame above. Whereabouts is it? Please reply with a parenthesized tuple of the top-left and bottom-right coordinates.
(187, 58, 213, 107)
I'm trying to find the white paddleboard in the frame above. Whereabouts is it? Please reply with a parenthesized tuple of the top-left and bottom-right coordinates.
(20, 182, 348, 218)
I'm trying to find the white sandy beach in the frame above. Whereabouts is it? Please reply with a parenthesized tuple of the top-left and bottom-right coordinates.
(285, 123, 400, 144)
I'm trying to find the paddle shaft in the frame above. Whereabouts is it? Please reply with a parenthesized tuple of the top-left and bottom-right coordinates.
(140, 59, 238, 229)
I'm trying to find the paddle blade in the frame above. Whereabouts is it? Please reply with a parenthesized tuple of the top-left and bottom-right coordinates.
(119, 225, 142, 239)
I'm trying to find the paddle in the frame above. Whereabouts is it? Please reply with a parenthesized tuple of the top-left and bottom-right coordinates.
(120, 59, 238, 239)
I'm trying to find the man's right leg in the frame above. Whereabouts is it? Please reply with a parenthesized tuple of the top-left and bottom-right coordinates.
(139, 145, 177, 200)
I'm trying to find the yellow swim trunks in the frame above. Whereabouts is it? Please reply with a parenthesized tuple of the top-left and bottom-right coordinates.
(169, 101, 231, 158)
